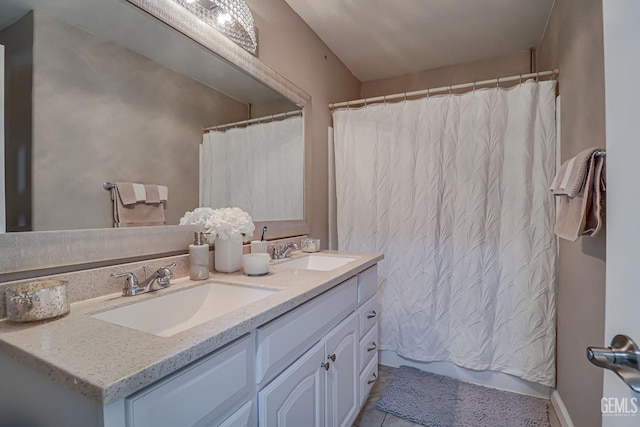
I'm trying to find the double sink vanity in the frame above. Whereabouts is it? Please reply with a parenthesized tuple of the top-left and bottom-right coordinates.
(0, 250, 382, 427)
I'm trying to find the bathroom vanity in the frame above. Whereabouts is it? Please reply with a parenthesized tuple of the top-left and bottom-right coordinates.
(0, 251, 382, 427)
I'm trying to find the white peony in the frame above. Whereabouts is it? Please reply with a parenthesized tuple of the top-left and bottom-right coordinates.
(180, 207, 255, 242)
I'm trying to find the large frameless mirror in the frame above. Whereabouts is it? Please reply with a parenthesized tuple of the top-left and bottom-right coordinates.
(0, 0, 311, 275)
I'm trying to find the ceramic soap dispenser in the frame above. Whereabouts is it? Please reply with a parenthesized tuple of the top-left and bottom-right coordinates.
(189, 232, 210, 280)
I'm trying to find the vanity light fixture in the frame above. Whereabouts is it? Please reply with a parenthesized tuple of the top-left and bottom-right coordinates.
(172, 0, 258, 54)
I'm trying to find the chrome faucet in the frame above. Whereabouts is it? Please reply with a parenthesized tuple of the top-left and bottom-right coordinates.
(269, 242, 299, 260)
(112, 263, 176, 296)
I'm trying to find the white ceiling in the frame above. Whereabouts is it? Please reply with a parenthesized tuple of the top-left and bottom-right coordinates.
(284, 0, 555, 82)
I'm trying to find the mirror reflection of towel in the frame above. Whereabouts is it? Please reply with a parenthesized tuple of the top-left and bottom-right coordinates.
(115, 182, 137, 205)
(144, 184, 160, 204)
(112, 182, 166, 227)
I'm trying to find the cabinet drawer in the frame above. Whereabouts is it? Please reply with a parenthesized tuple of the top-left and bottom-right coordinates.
(126, 334, 254, 427)
(359, 353, 378, 408)
(256, 278, 358, 386)
(357, 265, 377, 304)
(358, 295, 377, 338)
(359, 322, 378, 372)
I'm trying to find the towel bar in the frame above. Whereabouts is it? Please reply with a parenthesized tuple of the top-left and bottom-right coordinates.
(595, 150, 606, 157)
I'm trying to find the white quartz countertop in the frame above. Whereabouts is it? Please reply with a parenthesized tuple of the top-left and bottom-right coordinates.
(0, 251, 382, 405)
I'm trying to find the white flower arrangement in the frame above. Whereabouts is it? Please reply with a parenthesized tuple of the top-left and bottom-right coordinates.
(179, 207, 255, 242)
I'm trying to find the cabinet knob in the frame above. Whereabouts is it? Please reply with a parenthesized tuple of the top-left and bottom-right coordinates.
(328, 354, 336, 362)
(367, 342, 377, 352)
(321, 362, 330, 371)
(367, 372, 377, 384)
(367, 310, 377, 319)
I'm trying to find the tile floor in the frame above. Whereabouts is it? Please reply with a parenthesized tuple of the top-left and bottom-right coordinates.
(353, 365, 562, 427)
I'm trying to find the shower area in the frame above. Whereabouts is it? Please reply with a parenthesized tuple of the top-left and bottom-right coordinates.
(332, 72, 558, 393)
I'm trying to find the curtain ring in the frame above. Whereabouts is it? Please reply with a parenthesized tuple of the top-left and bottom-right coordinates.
(496, 77, 500, 88)
(426, 90, 430, 100)
(383, 95, 387, 106)
(403, 92, 407, 103)
(448, 86, 452, 96)
(519, 74, 523, 85)
(472, 82, 476, 93)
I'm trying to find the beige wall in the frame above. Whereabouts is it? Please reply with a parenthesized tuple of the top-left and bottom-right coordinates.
(361, 50, 531, 98)
(537, 1, 606, 426)
(246, 0, 361, 245)
(28, 11, 249, 231)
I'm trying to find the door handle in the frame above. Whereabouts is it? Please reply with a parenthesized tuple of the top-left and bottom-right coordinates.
(587, 334, 640, 392)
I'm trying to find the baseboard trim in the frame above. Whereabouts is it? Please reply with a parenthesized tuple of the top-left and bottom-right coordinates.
(379, 350, 551, 399)
(551, 390, 575, 427)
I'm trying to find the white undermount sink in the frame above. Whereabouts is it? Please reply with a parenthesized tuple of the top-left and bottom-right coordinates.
(91, 282, 276, 337)
(278, 254, 357, 271)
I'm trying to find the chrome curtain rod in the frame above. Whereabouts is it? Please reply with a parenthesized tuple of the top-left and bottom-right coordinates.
(329, 69, 560, 110)
(204, 110, 302, 133)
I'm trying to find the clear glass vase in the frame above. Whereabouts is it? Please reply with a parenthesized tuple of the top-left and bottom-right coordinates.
(214, 237, 243, 273)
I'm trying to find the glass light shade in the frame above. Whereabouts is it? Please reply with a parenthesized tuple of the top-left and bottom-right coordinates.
(173, 0, 258, 54)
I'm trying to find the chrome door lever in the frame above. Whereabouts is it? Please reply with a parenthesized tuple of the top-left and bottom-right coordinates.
(587, 334, 640, 392)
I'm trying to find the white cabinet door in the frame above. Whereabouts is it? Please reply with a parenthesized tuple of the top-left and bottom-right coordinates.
(258, 341, 325, 427)
(325, 312, 359, 427)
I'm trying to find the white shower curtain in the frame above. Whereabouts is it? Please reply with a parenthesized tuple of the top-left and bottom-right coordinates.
(333, 80, 557, 386)
(200, 115, 303, 221)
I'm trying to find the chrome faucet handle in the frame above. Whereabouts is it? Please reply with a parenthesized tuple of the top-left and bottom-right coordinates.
(111, 272, 138, 294)
(156, 263, 175, 288)
(142, 262, 176, 280)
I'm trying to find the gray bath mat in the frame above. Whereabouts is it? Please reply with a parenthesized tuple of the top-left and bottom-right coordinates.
(377, 366, 550, 427)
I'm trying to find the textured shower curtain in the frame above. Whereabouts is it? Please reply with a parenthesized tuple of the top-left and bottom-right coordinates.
(200, 115, 303, 221)
(333, 81, 557, 386)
